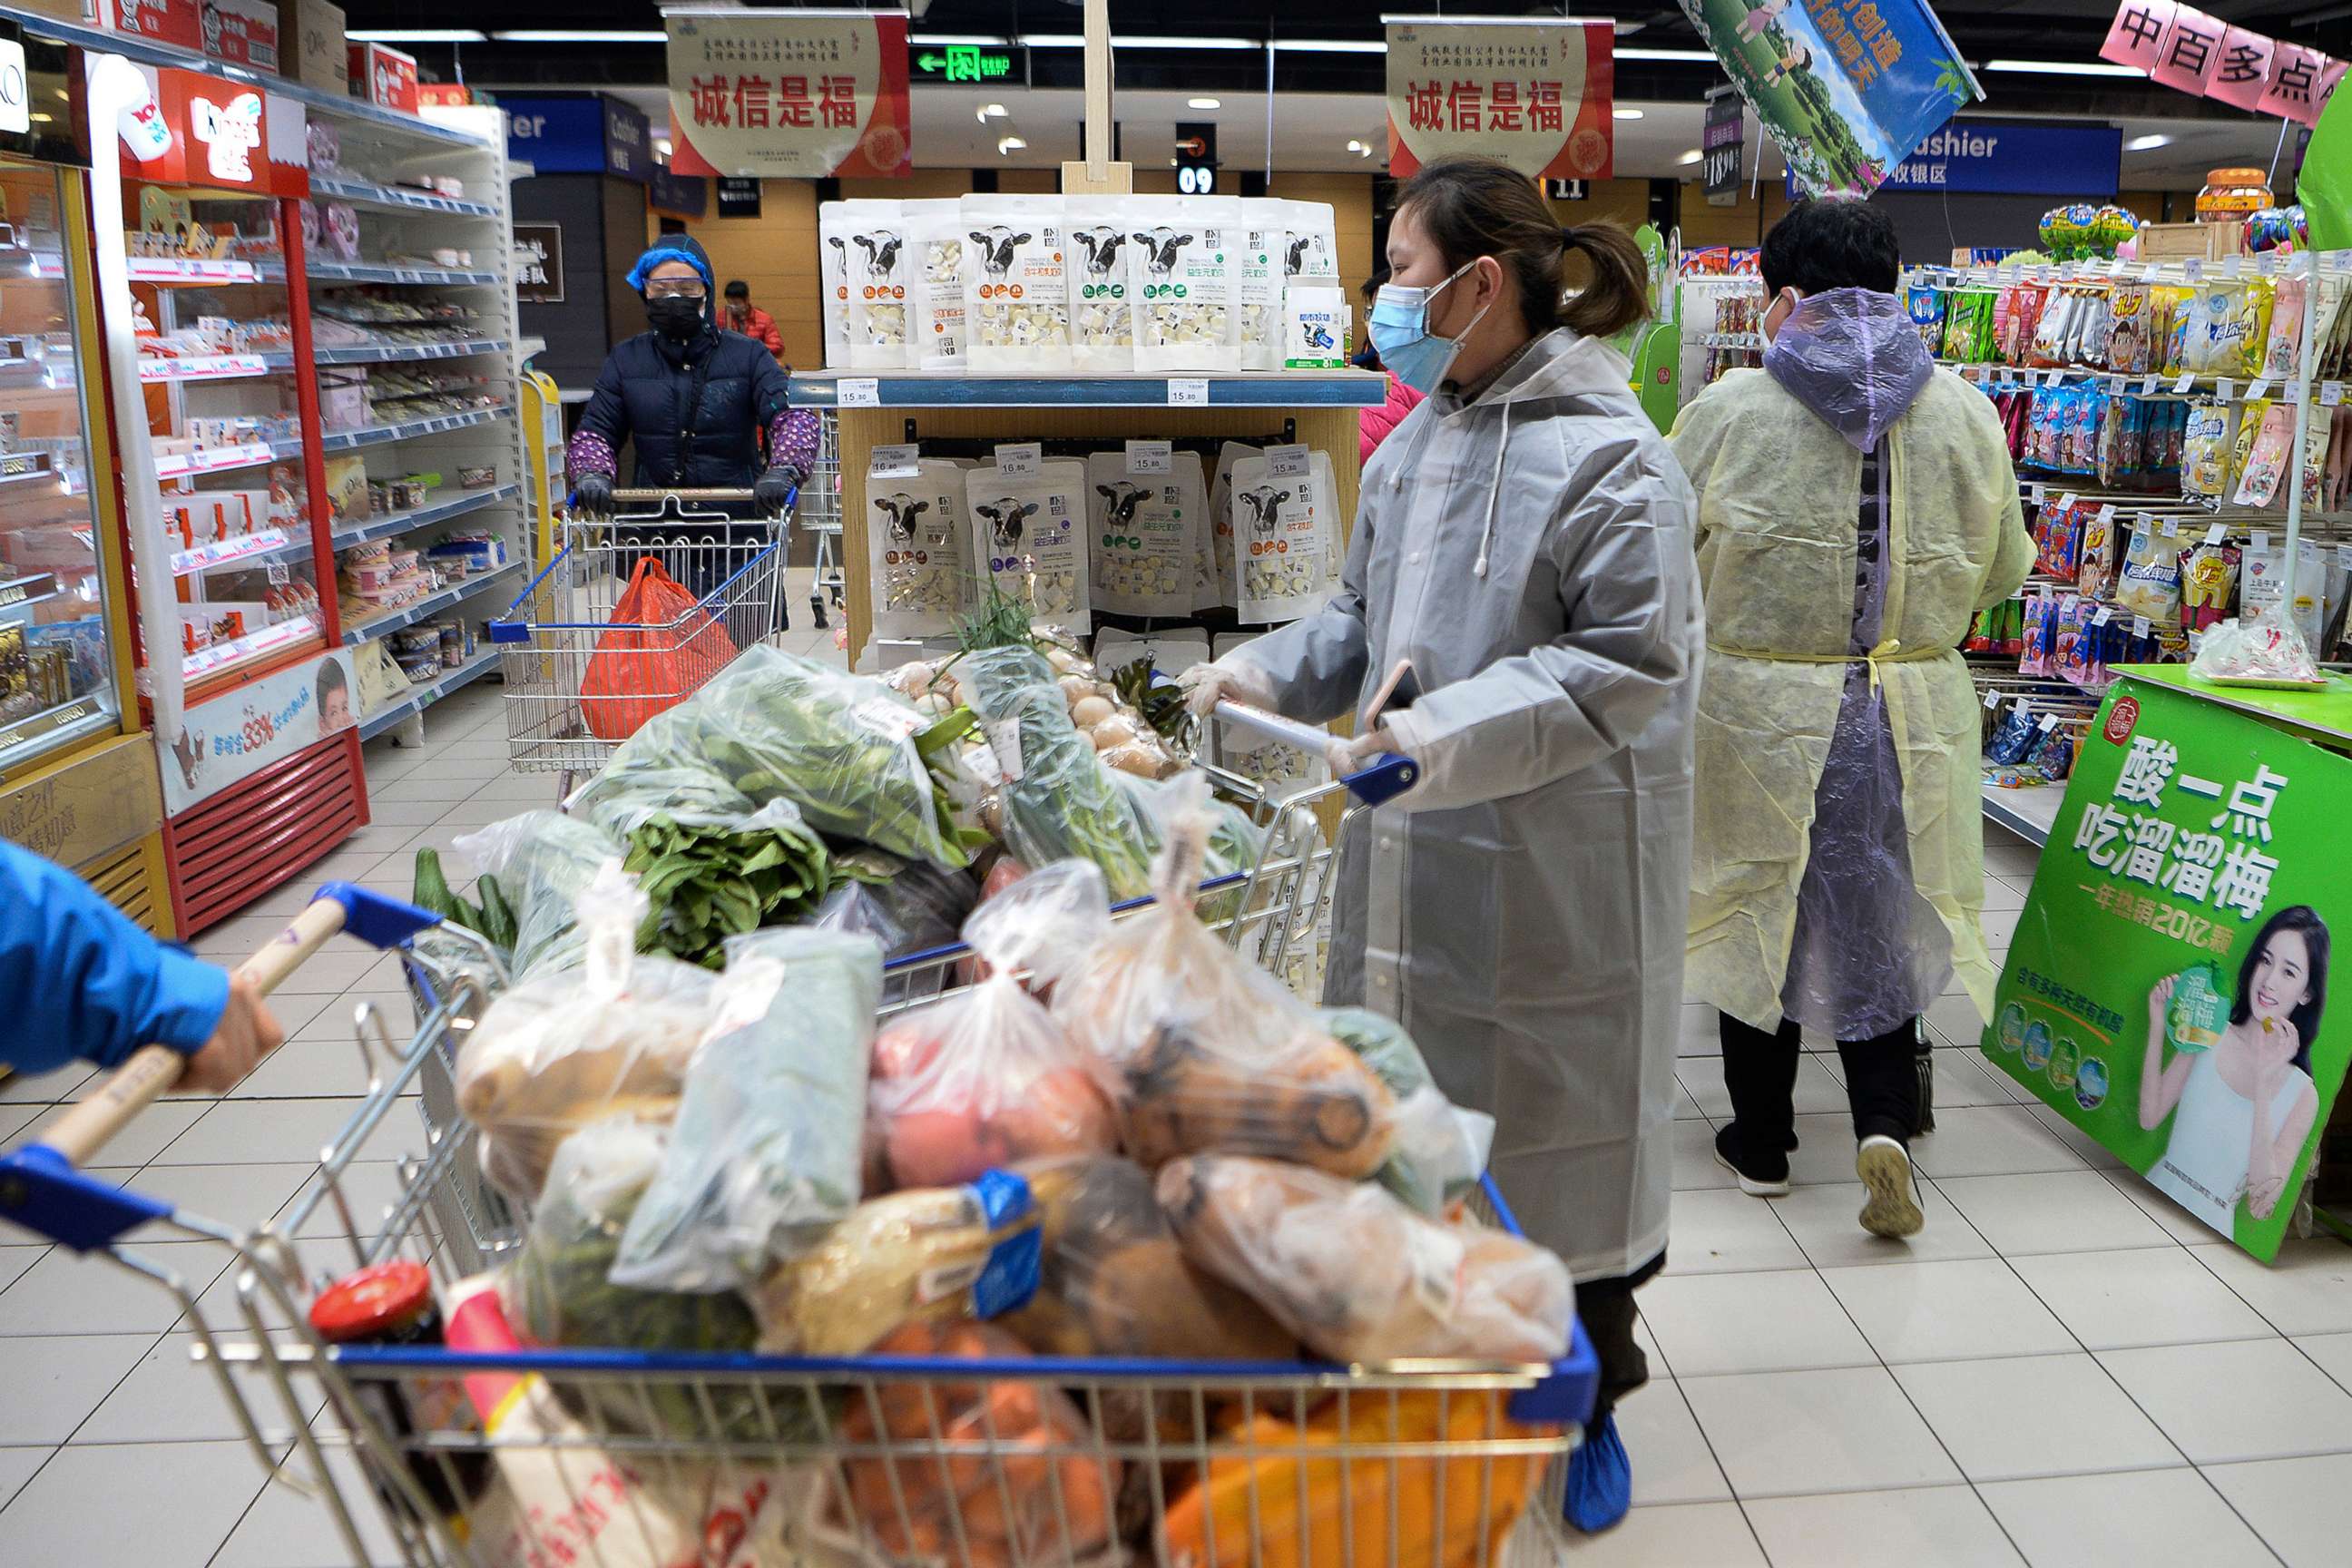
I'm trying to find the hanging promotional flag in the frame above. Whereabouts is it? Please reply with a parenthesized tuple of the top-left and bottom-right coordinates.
(2259, 43, 2333, 127)
(1383, 17, 1615, 181)
(2150, 5, 2224, 97)
(664, 6, 910, 179)
(2100, 0, 2176, 75)
(2103, 3, 2341, 124)
(1676, 0, 1981, 198)
(2205, 27, 2278, 114)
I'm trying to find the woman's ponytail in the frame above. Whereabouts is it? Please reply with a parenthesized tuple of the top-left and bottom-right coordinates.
(1560, 222, 1652, 340)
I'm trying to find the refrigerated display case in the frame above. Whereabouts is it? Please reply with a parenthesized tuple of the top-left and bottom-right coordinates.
(0, 25, 174, 940)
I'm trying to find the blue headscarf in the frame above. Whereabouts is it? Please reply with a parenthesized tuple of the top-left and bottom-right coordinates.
(625, 233, 716, 298)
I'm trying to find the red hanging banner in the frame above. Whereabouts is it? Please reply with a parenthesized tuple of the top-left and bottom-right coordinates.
(1385, 19, 1615, 181)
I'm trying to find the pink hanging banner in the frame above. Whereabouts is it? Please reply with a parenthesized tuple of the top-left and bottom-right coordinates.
(2151, 5, 2225, 96)
(2316, 57, 2349, 123)
(2204, 26, 2275, 112)
(2259, 43, 2328, 125)
(2099, 0, 2176, 74)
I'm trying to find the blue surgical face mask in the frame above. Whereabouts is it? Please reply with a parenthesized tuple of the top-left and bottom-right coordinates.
(1369, 260, 1488, 393)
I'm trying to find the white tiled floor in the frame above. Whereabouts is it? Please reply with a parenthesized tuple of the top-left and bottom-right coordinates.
(3, 652, 2349, 1563)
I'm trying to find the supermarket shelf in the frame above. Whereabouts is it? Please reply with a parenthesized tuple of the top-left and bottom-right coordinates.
(0, 450, 55, 487)
(48, 256, 264, 286)
(318, 406, 514, 454)
(358, 644, 499, 740)
(342, 562, 525, 645)
(1693, 332, 1762, 349)
(171, 527, 296, 578)
(181, 613, 320, 682)
(0, 690, 111, 761)
(309, 174, 500, 220)
(0, 570, 58, 613)
(1946, 360, 2339, 405)
(786, 369, 1389, 408)
(331, 485, 524, 551)
(156, 442, 280, 482)
(276, 260, 503, 288)
(312, 338, 508, 368)
(1982, 780, 2063, 848)
(139, 352, 292, 384)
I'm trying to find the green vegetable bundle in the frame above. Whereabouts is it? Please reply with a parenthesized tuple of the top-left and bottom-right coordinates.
(606, 645, 978, 870)
(623, 805, 830, 970)
(444, 811, 629, 975)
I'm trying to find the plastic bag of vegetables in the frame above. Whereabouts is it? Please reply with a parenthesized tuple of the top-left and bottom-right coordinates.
(612, 927, 882, 1294)
(867, 863, 1118, 1191)
(454, 865, 718, 1203)
(607, 645, 977, 870)
(1054, 779, 1397, 1178)
(1321, 1007, 1496, 1216)
(452, 809, 630, 975)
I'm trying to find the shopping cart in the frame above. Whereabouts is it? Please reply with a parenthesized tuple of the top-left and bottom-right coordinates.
(492, 487, 795, 789)
(1, 714, 1592, 1568)
(801, 411, 847, 630)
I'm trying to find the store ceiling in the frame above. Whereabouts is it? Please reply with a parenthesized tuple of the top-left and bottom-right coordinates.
(348, 1, 2346, 186)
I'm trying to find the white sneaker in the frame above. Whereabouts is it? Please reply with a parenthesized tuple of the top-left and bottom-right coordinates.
(1856, 1135, 1924, 1239)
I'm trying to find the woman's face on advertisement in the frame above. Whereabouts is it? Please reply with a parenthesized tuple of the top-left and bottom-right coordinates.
(2249, 930, 2313, 1029)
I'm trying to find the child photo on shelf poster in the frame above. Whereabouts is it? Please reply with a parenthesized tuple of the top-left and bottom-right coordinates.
(1983, 679, 2352, 1259)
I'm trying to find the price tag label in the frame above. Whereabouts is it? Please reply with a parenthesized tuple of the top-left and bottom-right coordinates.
(2056, 491, 2079, 512)
(2095, 503, 2116, 532)
(2222, 253, 2242, 279)
(994, 442, 1042, 477)
(2141, 262, 2161, 282)
(2174, 372, 2197, 395)
(2204, 523, 2228, 546)
(2044, 369, 2067, 388)
(983, 717, 1024, 782)
(2248, 529, 2271, 555)
(265, 561, 290, 586)
(2215, 377, 2236, 402)
(2027, 483, 2046, 505)
(1124, 439, 1172, 475)
(2039, 713, 2059, 732)
(2140, 374, 2159, 396)
(2323, 381, 2346, 407)
(2257, 250, 2278, 274)
(2185, 258, 2206, 282)
(837, 377, 880, 407)
(867, 443, 921, 479)
(1984, 686, 2002, 710)
(2092, 604, 2114, 626)
(2161, 516, 2180, 537)
(1268, 444, 1311, 481)
(2134, 615, 2152, 638)
(2246, 377, 2272, 401)
(1167, 377, 1210, 407)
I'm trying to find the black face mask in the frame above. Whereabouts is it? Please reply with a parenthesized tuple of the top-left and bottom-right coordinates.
(646, 295, 706, 339)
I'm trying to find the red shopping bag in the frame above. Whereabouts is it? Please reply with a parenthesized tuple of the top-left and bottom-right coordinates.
(578, 556, 740, 742)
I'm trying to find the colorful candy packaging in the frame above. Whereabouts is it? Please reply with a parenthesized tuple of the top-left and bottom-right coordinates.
(2104, 283, 2151, 373)
(2242, 204, 2307, 254)
(2054, 595, 2092, 684)
(1995, 284, 2045, 364)
(1940, 289, 1997, 363)
(2033, 498, 2082, 578)
(2180, 399, 2241, 502)
(1985, 700, 2040, 764)
(2031, 722, 2077, 780)
(2019, 592, 2057, 677)
(2077, 503, 2121, 598)
(2232, 404, 2294, 508)
(2061, 387, 2102, 475)
(2155, 285, 2193, 377)
(2180, 542, 2240, 632)
(2028, 289, 2078, 367)
(2070, 289, 2113, 368)
(1906, 285, 1946, 352)
(2115, 517, 2183, 622)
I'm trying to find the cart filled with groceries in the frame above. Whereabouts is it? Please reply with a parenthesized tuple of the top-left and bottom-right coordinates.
(0, 622, 1597, 1568)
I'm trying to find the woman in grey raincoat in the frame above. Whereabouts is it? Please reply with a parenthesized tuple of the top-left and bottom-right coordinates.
(1179, 156, 1703, 1533)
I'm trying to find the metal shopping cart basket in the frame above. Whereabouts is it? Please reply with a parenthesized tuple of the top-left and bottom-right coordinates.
(493, 487, 796, 789)
(0, 730, 1596, 1568)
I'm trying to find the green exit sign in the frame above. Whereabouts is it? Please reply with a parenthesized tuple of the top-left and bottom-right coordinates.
(912, 44, 1023, 83)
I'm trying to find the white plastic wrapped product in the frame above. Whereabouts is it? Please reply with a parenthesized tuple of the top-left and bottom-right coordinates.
(868, 457, 974, 638)
(961, 193, 1072, 372)
(906, 199, 969, 372)
(967, 456, 1090, 622)
(1229, 447, 1341, 624)
(1236, 199, 1289, 371)
(453, 808, 628, 975)
(1207, 440, 1259, 612)
(1064, 195, 1134, 373)
(1276, 200, 1338, 293)
(831, 199, 911, 369)
(1286, 284, 1348, 368)
(612, 927, 882, 1292)
(1209, 629, 1323, 792)
(1085, 447, 1206, 617)
(2190, 616, 2325, 687)
(1125, 195, 1242, 372)
(818, 206, 850, 368)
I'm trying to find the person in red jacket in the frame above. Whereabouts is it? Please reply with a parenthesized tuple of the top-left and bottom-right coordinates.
(1354, 270, 1426, 460)
(723, 279, 785, 361)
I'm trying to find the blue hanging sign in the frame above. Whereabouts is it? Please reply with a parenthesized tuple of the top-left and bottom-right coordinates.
(1784, 122, 2124, 196)
(505, 94, 649, 181)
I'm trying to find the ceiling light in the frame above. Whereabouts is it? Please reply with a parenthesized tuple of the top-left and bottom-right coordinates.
(1269, 39, 1387, 54)
(28, 112, 50, 122)
(976, 102, 1008, 122)
(1679, 148, 1704, 165)
(910, 34, 1011, 47)
(2127, 133, 2174, 151)
(1022, 34, 1258, 49)
(492, 30, 665, 44)
(1188, 97, 1222, 110)
(1346, 139, 1367, 153)
(1614, 108, 1645, 120)
(654, 138, 672, 157)
(1984, 58, 2144, 76)
(997, 135, 1027, 154)
(1618, 48, 1717, 62)
(347, 28, 485, 43)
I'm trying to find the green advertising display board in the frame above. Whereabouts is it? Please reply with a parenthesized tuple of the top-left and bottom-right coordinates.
(1985, 677, 2352, 1261)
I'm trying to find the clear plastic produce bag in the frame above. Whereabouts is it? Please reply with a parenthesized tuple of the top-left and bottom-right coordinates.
(453, 808, 629, 975)
(867, 863, 1118, 1191)
(1156, 1153, 1574, 1365)
(2190, 615, 2326, 688)
(1054, 777, 1396, 1178)
(453, 865, 717, 1204)
(1320, 1007, 1495, 1216)
(612, 927, 882, 1294)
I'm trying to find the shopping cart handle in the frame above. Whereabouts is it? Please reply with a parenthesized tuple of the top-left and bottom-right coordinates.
(1210, 699, 1419, 807)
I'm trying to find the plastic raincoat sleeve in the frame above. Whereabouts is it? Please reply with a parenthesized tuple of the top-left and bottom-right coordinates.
(0, 841, 228, 1074)
(1224, 503, 1376, 726)
(1379, 440, 1699, 815)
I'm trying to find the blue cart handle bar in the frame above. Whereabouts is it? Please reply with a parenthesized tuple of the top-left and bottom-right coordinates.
(0, 884, 440, 1251)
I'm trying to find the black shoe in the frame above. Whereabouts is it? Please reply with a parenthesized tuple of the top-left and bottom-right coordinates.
(1713, 1122, 1791, 1197)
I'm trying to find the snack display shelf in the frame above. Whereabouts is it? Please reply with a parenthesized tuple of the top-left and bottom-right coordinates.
(1693, 332, 1763, 349)
(149, 441, 278, 483)
(286, 260, 504, 289)
(0, 690, 112, 761)
(356, 642, 499, 741)
(0, 449, 54, 485)
(1914, 250, 2352, 288)
(786, 370, 1387, 408)
(318, 405, 513, 453)
(0, 569, 59, 614)
(177, 612, 319, 683)
(1982, 779, 2063, 847)
(169, 527, 297, 579)
(32, 255, 260, 285)
(311, 338, 510, 367)
(137, 352, 292, 384)
(308, 174, 500, 220)
(331, 484, 521, 552)
(1947, 360, 2345, 407)
(341, 561, 524, 646)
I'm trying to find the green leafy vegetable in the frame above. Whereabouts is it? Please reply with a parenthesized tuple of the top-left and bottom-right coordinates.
(1112, 656, 1191, 741)
(622, 808, 831, 971)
